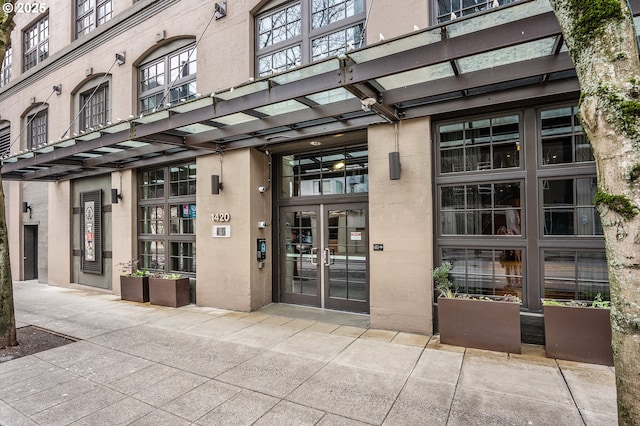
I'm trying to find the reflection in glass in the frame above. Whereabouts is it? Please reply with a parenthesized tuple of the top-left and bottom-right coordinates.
(284, 211, 318, 296)
(440, 115, 520, 173)
(170, 242, 195, 273)
(441, 182, 521, 236)
(141, 240, 165, 270)
(441, 247, 523, 300)
(541, 106, 593, 164)
(280, 145, 368, 198)
(140, 206, 164, 234)
(328, 209, 366, 301)
(544, 250, 609, 301)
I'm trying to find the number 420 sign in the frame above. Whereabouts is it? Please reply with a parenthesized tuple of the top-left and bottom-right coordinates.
(211, 212, 231, 222)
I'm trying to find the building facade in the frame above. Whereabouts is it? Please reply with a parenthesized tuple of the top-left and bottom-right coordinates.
(2, 0, 634, 338)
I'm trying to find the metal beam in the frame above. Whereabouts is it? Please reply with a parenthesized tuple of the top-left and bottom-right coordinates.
(186, 98, 365, 146)
(349, 12, 561, 84)
(382, 53, 576, 105)
(402, 78, 580, 119)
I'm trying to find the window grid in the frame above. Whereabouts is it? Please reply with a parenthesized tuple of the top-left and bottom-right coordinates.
(1, 46, 11, 87)
(256, 0, 365, 77)
(0, 126, 10, 155)
(26, 110, 47, 150)
(139, 45, 196, 114)
(23, 15, 49, 71)
(80, 84, 108, 131)
(436, 0, 521, 23)
(435, 105, 606, 310)
(139, 164, 196, 275)
(76, 0, 112, 37)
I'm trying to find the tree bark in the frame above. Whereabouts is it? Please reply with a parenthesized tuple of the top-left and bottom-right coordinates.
(548, 1, 640, 423)
(0, 1, 16, 349)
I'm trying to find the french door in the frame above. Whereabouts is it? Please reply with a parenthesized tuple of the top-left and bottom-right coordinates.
(280, 203, 369, 313)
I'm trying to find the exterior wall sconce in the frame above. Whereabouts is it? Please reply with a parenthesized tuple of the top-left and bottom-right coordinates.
(111, 188, 123, 203)
(211, 175, 223, 194)
(214, 0, 226, 19)
(21, 202, 32, 219)
(115, 52, 126, 66)
(389, 152, 401, 180)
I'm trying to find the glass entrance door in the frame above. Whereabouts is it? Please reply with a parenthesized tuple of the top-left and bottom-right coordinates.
(280, 204, 369, 313)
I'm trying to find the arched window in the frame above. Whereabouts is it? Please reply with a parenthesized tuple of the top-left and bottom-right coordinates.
(72, 74, 112, 132)
(23, 104, 48, 150)
(137, 40, 197, 114)
(255, 0, 365, 77)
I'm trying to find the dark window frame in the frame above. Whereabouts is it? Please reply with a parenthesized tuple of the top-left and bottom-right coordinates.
(138, 163, 196, 275)
(75, 0, 113, 38)
(23, 14, 49, 71)
(1, 45, 11, 87)
(434, 103, 606, 311)
(26, 109, 47, 150)
(255, 0, 366, 77)
(79, 83, 109, 131)
(138, 44, 197, 114)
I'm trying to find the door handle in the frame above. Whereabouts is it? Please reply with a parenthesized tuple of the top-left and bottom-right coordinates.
(310, 247, 318, 266)
(323, 248, 332, 266)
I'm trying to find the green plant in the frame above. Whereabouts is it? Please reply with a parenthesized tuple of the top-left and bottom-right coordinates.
(117, 259, 149, 277)
(153, 272, 183, 280)
(541, 293, 611, 309)
(591, 293, 611, 309)
(433, 261, 456, 298)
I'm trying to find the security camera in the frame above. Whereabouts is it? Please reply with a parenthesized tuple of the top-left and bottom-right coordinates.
(258, 186, 267, 193)
(361, 97, 377, 111)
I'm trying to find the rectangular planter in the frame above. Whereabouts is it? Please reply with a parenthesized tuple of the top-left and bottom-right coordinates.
(438, 296, 521, 354)
(543, 304, 613, 366)
(120, 276, 149, 303)
(149, 277, 190, 307)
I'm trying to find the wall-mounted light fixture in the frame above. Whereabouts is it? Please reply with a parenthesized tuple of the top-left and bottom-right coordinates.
(214, 0, 227, 19)
(389, 123, 401, 180)
(111, 188, 123, 204)
(21, 202, 32, 219)
(211, 175, 223, 194)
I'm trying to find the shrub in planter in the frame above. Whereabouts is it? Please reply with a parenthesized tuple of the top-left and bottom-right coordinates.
(149, 273, 190, 308)
(434, 262, 522, 354)
(117, 259, 150, 303)
(542, 295, 613, 365)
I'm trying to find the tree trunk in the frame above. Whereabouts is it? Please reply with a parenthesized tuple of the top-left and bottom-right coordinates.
(0, 1, 16, 349)
(0, 178, 15, 348)
(549, 1, 640, 423)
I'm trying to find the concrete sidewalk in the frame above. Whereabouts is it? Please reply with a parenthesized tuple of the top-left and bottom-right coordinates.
(0, 282, 617, 425)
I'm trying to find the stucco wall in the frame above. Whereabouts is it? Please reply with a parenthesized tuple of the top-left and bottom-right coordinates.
(110, 169, 137, 295)
(368, 118, 433, 334)
(48, 181, 71, 286)
(195, 148, 271, 311)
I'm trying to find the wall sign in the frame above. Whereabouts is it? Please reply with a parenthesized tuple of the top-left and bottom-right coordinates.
(80, 189, 103, 274)
(213, 225, 231, 238)
(211, 212, 231, 222)
(373, 244, 384, 251)
(84, 201, 95, 261)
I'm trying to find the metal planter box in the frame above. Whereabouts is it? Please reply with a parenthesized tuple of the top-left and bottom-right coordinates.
(120, 276, 149, 303)
(149, 277, 190, 308)
(543, 304, 613, 366)
(438, 296, 522, 354)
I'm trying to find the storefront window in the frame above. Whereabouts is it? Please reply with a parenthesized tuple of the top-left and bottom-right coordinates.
(139, 163, 196, 274)
(435, 105, 606, 310)
(439, 114, 520, 173)
(543, 251, 608, 300)
(280, 145, 368, 198)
